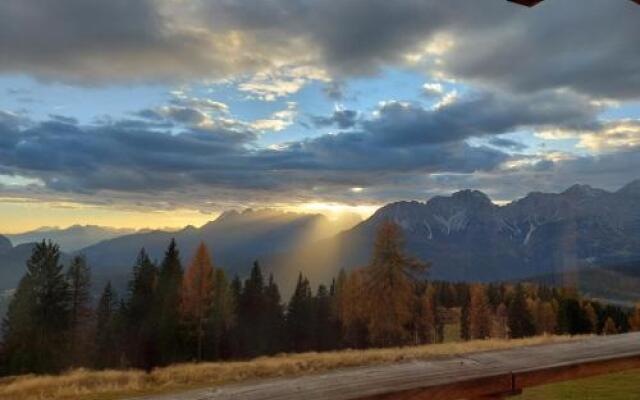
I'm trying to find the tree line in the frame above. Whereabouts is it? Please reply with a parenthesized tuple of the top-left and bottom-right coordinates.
(0, 220, 635, 376)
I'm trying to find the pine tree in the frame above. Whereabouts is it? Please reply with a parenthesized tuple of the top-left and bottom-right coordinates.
(181, 242, 214, 362)
(237, 262, 267, 357)
(494, 303, 509, 339)
(2, 241, 70, 374)
(557, 297, 591, 335)
(469, 284, 491, 340)
(287, 273, 315, 352)
(603, 317, 618, 335)
(209, 269, 236, 359)
(340, 269, 369, 348)
(537, 301, 558, 335)
(126, 248, 159, 370)
(507, 284, 536, 338)
(66, 255, 93, 367)
(315, 284, 333, 351)
(366, 220, 429, 346)
(264, 274, 285, 354)
(459, 284, 471, 341)
(156, 239, 184, 365)
(416, 284, 437, 344)
(628, 304, 640, 332)
(583, 303, 598, 334)
(95, 282, 119, 369)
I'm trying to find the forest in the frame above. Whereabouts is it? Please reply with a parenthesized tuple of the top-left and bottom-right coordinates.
(1, 220, 637, 376)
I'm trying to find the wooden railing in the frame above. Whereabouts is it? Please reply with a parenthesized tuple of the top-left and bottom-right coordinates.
(142, 332, 640, 400)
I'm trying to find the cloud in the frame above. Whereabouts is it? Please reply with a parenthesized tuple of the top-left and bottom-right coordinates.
(1, 0, 638, 104)
(311, 109, 358, 129)
(362, 90, 598, 146)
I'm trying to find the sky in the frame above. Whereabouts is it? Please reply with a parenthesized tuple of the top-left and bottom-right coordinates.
(1, 0, 640, 233)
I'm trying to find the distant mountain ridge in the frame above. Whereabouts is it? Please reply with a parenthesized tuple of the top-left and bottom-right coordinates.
(80, 209, 355, 292)
(266, 180, 640, 292)
(5, 225, 137, 252)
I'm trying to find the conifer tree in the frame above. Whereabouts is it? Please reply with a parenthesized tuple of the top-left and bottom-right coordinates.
(287, 273, 315, 352)
(583, 303, 598, 334)
(459, 284, 471, 341)
(603, 317, 618, 335)
(416, 284, 437, 344)
(209, 269, 236, 359)
(181, 242, 214, 361)
(66, 255, 93, 367)
(537, 301, 558, 335)
(557, 297, 591, 335)
(366, 220, 429, 346)
(314, 284, 334, 351)
(238, 262, 268, 357)
(628, 304, 640, 332)
(156, 239, 184, 365)
(340, 269, 369, 348)
(469, 284, 491, 340)
(95, 282, 119, 369)
(263, 274, 285, 354)
(494, 303, 509, 339)
(126, 248, 159, 370)
(507, 284, 536, 338)
(2, 241, 70, 374)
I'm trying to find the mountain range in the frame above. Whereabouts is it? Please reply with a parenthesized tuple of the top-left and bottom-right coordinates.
(1, 180, 640, 303)
(5, 225, 137, 253)
(265, 180, 640, 296)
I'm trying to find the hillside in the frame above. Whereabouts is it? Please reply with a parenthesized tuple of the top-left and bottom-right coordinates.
(80, 209, 354, 292)
(5, 225, 136, 253)
(266, 181, 640, 292)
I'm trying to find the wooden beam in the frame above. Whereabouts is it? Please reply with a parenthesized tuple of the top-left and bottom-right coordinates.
(507, 0, 544, 7)
(134, 333, 640, 400)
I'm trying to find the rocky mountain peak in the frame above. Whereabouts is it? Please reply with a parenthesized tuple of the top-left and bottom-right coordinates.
(561, 184, 607, 198)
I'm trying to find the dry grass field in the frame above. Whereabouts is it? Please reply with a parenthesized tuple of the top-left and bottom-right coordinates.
(0, 335, 577, 400)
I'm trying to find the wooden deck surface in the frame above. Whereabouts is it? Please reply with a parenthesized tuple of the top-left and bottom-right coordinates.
(136, 332, 640, 400)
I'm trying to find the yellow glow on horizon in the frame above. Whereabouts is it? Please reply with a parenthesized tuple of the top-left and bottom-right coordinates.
(0, 199, 219, 234)
(0, 198, 381, 235)
(293, 202, 379, 220)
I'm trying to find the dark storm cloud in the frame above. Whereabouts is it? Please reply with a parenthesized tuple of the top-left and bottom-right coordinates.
(363, 90, 598, 146)
(2, 0, 639, 101)
(311, 109, 358, 129)
(0, 98, 515, 200)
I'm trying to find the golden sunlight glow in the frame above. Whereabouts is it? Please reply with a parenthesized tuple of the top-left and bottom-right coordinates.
(0, 199, 218, 234)
(294, 202, 379, 221)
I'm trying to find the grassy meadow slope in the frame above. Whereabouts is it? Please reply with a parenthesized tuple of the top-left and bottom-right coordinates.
(517, 369, 640, 399)
(0, 336, 574, 400)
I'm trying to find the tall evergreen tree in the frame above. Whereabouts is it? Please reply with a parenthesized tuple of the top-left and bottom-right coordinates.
(508, 284, 536, 338)
(66, 255, 93, 367)
(181, 242, 214, 362)
(237, 262, 268, 357)
(2, 241, 70, 374)
(557, 297, 591, 335)
(126, 248, 159, 370)
(469, 285, 491, 340)
(286, 273, 315, 352)
(314, 284, 334, 351)
(459, 284, 471, 341)
(156, 239, 184, 365)
(264, 274, 285, 354)
(209, 269, 236, 359)
(366, 220, 429, 346)
(94, 282, 119, 369)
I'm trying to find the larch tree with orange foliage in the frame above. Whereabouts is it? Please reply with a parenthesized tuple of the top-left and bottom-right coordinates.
(366, 220, 429, 347)
(181, 242, 215, 361)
